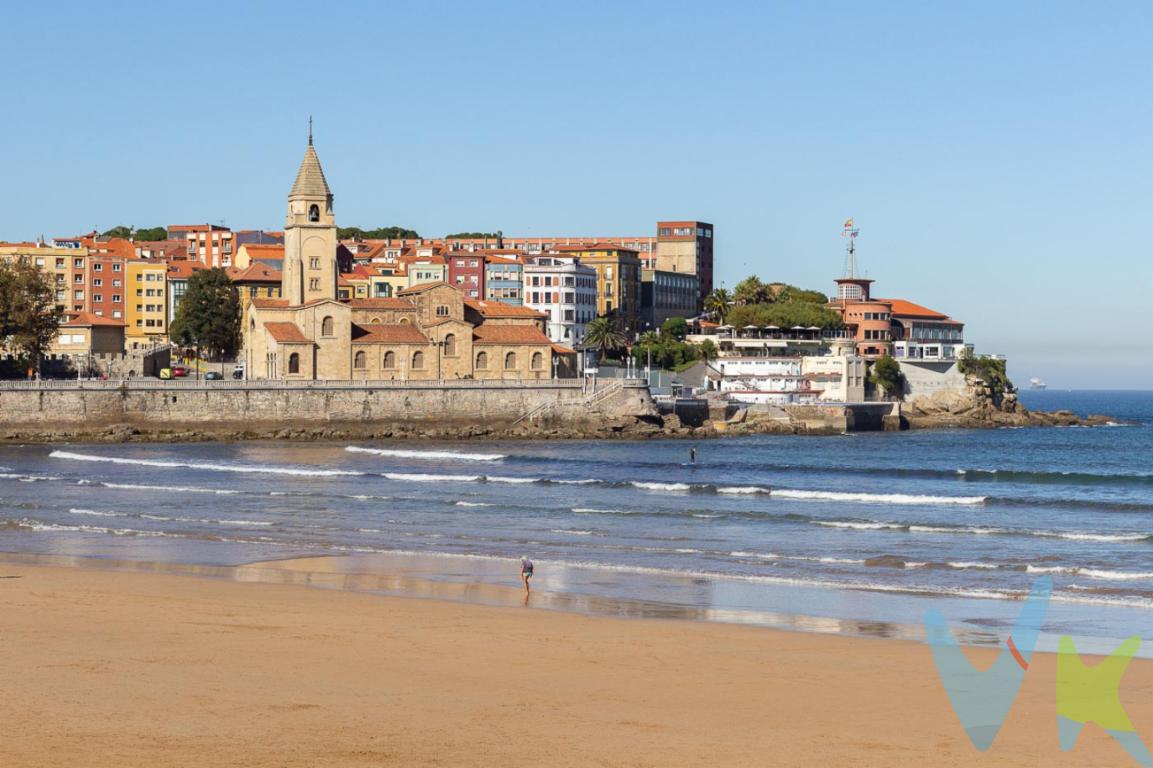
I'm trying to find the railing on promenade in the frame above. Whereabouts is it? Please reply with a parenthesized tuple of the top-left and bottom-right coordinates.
(0, 378, 648, 392)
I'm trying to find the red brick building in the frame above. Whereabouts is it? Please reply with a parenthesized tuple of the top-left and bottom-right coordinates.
(447, 252, 486, 299)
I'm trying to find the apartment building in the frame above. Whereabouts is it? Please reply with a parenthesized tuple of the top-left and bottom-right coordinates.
(170, 224, 234, 267)
(126, 260, 168, 348)
(550, 243, 643, 336)
(447, 253, 485, 299)
(0, 244, 84, 313)
(522, 255, 598, 345)
(484, 255, 524, 305)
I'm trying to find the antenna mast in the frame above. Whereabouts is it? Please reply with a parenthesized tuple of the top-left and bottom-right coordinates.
(841, 217, 859, 277)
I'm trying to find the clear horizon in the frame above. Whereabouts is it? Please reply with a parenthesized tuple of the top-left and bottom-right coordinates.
(3, 1, 1150, 388)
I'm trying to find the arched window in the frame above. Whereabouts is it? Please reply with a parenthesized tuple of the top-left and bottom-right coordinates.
(412, 351, 425, 369)
(443, 333, 456, 356)
(531, 352, 543, 370)
(321, 316, 334, 336)
(308, 204, 319, 222)
(504, 351, 516, 370)
(250, 317, 255, 331)
(353, 351, 366, 369)
(288, 353, 300, 374)
(399, 317, 410, 325)
(370, 317, 381, 325)
(475, 351, 488, 369)
(383, 351, 395, 369)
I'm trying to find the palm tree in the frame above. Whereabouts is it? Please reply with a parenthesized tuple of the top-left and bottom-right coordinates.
(704, 288, 732, 323)
(733, 275, 770, 306)
(584, 315, 627, 358)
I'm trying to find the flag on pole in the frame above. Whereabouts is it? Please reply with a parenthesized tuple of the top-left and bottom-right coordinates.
(843, 218, 854, 229)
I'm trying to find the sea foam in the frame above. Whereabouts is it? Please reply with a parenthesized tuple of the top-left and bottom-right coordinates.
(345, 445, 505, 461)
(50, 450, 362, 477)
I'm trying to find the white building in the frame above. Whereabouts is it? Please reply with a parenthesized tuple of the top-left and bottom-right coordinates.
(801, 355, 867, 402)
(523, 256, 598, 345)
(712, 357, 820, 405)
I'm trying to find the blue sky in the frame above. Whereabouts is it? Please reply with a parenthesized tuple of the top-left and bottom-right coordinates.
(3, 1, 1150, 387)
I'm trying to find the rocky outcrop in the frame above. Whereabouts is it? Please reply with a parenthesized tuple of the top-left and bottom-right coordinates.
(903, 376, 1112, 429)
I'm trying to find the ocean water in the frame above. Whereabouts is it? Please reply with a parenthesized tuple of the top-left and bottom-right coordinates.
(1, 389, 1150, 649)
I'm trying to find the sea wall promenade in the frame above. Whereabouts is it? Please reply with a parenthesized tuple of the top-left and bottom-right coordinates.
(0, 378, 659, 441)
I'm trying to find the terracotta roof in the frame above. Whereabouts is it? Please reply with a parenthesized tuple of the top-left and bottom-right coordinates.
(398, 281, 451, 294)
(484, 255, 524, 265)
(61, 311, 125, 328)
(264, 322, 311, 343)
(289, 144, 332, 199)
(252, 298, 290, 309)
(347, 298, 414, 310)
(551, 344, 576, 355)
(228, 263, 282, 282)
(166, 260, 206, 279)
(242, 244, 285, 254)
(352, 323, 429, 344)
(464, 299, 546, 319)
(473, 325, 553, 345)
(882, 299, 955, 321)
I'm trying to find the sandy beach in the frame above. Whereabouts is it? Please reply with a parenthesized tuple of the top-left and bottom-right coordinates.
(0, 558, 1148, 767)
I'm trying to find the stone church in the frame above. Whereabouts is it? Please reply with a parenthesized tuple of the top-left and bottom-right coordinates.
(244, 137, 576, 381)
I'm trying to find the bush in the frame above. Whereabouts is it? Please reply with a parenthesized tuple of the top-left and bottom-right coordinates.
(870, 355, 904, 399)
(958, 351, 1014, 395)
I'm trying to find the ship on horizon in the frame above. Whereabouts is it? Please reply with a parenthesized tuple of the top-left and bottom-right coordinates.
(1030, 377, 1047, 390)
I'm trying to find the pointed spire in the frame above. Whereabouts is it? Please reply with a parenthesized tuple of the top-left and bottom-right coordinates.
(289, 138, 331, 200)
(308, 115, 313, 146)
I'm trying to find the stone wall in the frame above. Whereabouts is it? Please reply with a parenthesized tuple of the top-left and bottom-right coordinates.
(899, 360, 968, 400)
(0, 380, 656, 431)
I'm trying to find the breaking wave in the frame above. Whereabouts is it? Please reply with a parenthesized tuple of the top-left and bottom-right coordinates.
(345, 446, 505, 462)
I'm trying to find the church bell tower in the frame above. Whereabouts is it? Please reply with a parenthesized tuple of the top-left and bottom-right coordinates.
(282, 122, 338, 306)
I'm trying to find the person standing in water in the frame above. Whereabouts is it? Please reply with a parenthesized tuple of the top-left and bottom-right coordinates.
(520, 556, 534, 594)
(690, 446, 697, 465)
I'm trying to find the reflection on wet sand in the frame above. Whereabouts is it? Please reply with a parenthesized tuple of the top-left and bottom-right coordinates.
(0, 550, 952, 644)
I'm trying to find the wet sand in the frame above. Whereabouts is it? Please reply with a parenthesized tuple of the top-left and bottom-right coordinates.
(0, 557, 1150, 767)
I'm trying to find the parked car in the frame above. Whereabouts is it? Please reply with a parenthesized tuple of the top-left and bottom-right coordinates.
(232, 365, 245, 380)
(171, 365, 189, 378)
(204, 371, 223, 381)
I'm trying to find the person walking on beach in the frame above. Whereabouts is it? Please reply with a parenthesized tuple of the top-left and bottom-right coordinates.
(520, 556, 534, 594)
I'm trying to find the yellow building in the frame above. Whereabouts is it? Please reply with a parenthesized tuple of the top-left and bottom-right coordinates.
(0, 244, 85, 313)
(550, 244, 643, 336)
(126, 260, 168, 348)
(366, 265, 409, 299)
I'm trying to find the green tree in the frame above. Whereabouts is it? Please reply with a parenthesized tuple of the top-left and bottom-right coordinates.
(445, 231, 499, 239)
(698, 339, 717, 364)
(101, 225, 134, 239)
(775, 285, 829, 304)
(870, 355, 905, 400)
(727, 301, 844, 330)
(704, 288, 732, 323)
(338, 226, 421, 240)
(133, 226, 168, 241)
(0, 257, 61, 374)
(660, 316, 688, 339)
(733, 275, 771, 306)
(584, 315, 627, 358)
(169, 268, 241, 359)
